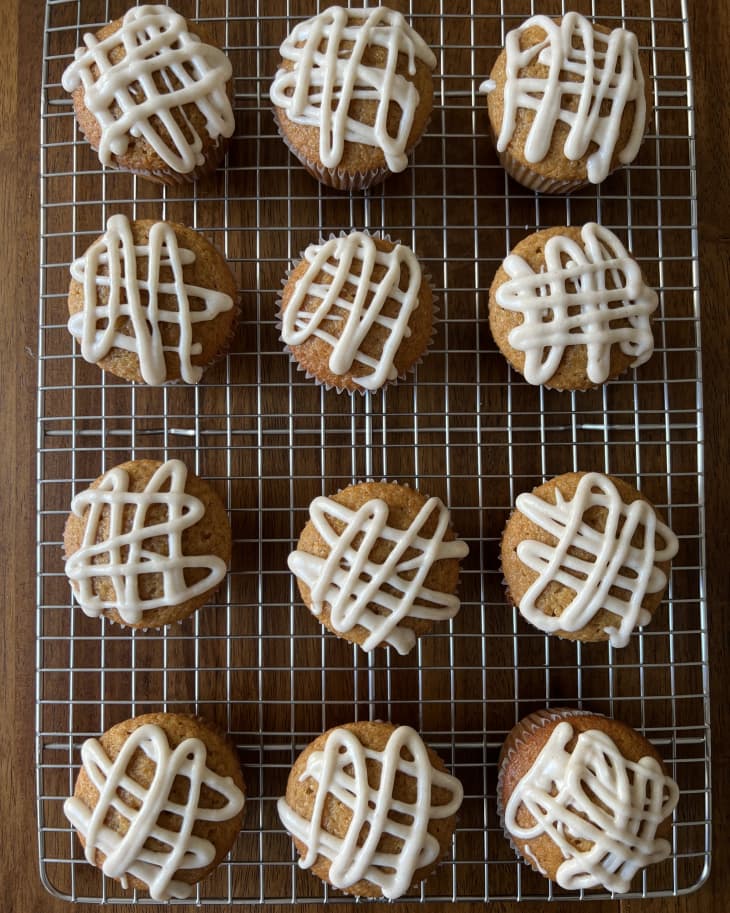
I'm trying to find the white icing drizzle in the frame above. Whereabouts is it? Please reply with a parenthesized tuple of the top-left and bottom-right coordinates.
(277, 725, 463, 899)
(65, 459, 228, 625)
(496, 223, 657, 386)
(504, 720, 679, 893)
(61, 5, 235, 173)
(68, 214, 234, 385)
(482, 12, 646, 183)
(515, 472, 679, 648)
(280, 232, 424, 390)
(288, 491, 469, 654)
(270, 6, 436, 172)
(64, 722, 244, 901)
(523, 843, 548, 876)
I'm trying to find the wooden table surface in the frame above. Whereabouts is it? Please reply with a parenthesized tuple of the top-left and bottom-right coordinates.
(2, 1, 728, 911)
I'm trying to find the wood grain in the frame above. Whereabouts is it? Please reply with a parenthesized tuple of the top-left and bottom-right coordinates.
(1, 2, 728, 912)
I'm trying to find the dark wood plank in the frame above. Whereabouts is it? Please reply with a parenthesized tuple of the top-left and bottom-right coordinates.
(1, 2, 727, 912)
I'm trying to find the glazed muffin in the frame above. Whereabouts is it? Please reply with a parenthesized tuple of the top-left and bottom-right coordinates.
(288, 481, 469, 654)
(64, 459, 231, 629)
(68, 215, 238, 385)
(270, 6, 436, 190)
(277, 721, 463, 898)
(279, 231, 434, 392)
(482, 12, 650, 193)
(498, 708, 679, 893)
(64, 712, 245, 901)
(501, 471, 679, 648)
(61, 5, 235, 184)
(488, 223, 658, 390)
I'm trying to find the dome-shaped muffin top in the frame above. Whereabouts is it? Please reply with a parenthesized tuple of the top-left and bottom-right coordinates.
(62, 5, 235, 183)
(498, 709, 679, 893)
(271, 6, 436, 189)
(482, 13, 650, 192)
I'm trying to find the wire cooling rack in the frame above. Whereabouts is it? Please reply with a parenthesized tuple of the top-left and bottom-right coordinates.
(36, 0, 709, 904)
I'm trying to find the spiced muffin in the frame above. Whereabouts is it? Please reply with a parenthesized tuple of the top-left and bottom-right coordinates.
(482, 12, 650, 193)
(270, 6, 436, 190)
(64, 712, 245, 901)
(61, 5, 235, 184)
(488, 223, 658, 390)
(68, 215, 238, 385)
(279, 231, 434, 392)
(498, 708, 679, 893)
(64, 459, 231, 629)
(501, 471, 679, 648)
(277, 721, 463, 898)
(288, 481, 469, 654)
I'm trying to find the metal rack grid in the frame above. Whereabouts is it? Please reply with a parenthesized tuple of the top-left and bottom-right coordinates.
(36, 0, 710, 904)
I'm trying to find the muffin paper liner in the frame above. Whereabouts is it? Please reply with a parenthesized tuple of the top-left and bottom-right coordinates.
(497, 147, 589, 196)
(493, 129, 652, 195)
(140, 140, 230, 186)
(273, 108, 431, 192)
(484, 82, 649, 196)
(494, 352, 637, 393)
(273, 109, 388, 191)
(275, 230, 438, 396)
(496, 708, 599, 879)
(66, 588, 214, 631)
(82, 125, 231, 187)
(76, 575, 229, 633)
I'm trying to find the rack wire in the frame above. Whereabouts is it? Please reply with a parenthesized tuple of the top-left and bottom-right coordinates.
(36, 0, 709, 904)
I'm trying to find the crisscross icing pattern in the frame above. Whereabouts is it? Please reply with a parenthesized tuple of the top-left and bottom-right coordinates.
(68, 214, 234, 385)
(280, 232, 423, 390)
(270, 6, 436, 172)
(484, 12, 646, 183)
(64, 723, 245, 901)
(288, 491, 469, 654)
(504, 721, 679, 892)
(496, 223, 658, 386)
(61, 4, 235, 173)
(277, 725, 463, 898)
(65, 459, 228, 625)
(515, 472, 679, 647)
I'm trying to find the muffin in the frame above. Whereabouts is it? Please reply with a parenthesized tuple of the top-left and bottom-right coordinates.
(61, 5, 235, 184)
(277, 721, 463, 898)
(498, 708, 679, 893)
(288, 481, 469, 654)
(68, 215, 238, 385)
(482, 12, 650, 193)
(501, 471, 679, 648)
(270, 6, 436, 190)
(64, 459, 231, 629)
(64, 712, 245, 901)
(279, 231, 434, 392)
(488, 223, 658, 390)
